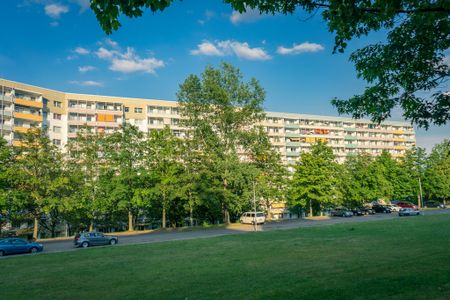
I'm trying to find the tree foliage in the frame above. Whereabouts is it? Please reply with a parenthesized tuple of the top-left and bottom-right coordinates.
(177, 62, 266, 223)
(288, 141, 342, 215)
(89, 0, 449, 128)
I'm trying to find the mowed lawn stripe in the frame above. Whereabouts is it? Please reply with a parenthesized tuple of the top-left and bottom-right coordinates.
(1, 214, 449, 300)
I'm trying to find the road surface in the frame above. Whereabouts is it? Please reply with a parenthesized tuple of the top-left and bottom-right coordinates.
(34, 209, 450, 254)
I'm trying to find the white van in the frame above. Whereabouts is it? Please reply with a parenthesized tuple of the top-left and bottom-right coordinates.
(239, 212, 266, 225)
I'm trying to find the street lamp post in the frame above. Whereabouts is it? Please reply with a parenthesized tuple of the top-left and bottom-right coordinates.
(253, 181, 257, 232)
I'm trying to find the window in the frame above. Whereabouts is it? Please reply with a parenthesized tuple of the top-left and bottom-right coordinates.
(135, 119, 143, 125)
(124, 107, 129, 112)
(53, 126, 61, 133)
(134, 107, 143, 113)
(52, 139, 61, 146)
(53, 101, 62, 108)
(53, 113, 62, 120)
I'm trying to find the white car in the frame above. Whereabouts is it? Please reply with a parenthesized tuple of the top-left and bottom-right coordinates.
(387, 204, 401, 212)
(240, 212, 266, 225)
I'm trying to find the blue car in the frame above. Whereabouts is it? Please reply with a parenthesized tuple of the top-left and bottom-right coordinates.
(0, 238, 44, 256)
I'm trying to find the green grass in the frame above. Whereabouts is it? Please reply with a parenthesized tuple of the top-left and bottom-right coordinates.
(1, 215, 450, 300)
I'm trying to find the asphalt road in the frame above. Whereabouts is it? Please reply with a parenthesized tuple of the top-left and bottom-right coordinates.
(34, 208, 450, 255)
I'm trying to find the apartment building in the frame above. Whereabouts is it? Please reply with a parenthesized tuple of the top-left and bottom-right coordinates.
(0, 78, 416, 164)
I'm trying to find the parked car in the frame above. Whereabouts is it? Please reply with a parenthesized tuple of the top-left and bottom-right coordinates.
(360, 207, 375, 215)
(74, 232, 118, 248)
(387, 204, 401, 212)
(0, 238, 43, 256)
(399, 208, 420, 216)
(351, 208, 364, 216)
(396, 202, 417, 209)
(372, 205, 392, 213)
(240, 212, 265, 224)
(330, 208, 353, 217)
(424, 201, 446, 209)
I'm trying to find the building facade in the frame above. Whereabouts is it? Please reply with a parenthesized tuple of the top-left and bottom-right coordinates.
(1, 78, 416, 164)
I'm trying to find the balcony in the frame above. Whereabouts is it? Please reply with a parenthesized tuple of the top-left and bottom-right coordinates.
(286, 152, 300, 157)
(0, 95, 13, 103)
(345, 144, 357, 148)
(284, 123, 299, 129)
(13, 126, 36, 133)
(1, 124, 12, 131)
(344, 135, 357, 140)
(12, 140, 26, 147)
(285, 132, 301, 138)
(14, 112, 42, 122)
(15, 98, 43, 109)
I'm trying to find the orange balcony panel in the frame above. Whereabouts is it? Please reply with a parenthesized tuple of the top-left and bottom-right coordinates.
(15, 98, 43, 109)
(13, 126, 34, 133)
(14, 112, 42, 122)
(97, 114, 115, 122)
(12, 140, 26, 147)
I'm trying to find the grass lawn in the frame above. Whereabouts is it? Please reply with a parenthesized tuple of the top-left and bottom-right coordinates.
(1, 214, 450, 300)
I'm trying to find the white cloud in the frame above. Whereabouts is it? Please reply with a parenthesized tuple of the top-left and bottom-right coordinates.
(224, 41, 271, 60)
(230, 8, 263, 24)
(190, 41, 225, 56)
(45, 3, 69, 19)
(191, 40, 271, 61)
(71, 0, 90, 12)
(78, 66, 96, 73)
(95, 47, 116, 59)
(105, 38, 119, 48)
(69, 80, 103, 87)
(96, 44, 165, 74)
(74, 47, 90, 55)
(277, 42, 325, 55)
(110, 57, 164, 74)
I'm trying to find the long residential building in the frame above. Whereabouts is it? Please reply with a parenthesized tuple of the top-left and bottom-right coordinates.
(0, 78, 416, 164)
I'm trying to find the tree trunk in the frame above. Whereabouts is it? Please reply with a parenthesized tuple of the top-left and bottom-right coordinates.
(162, 206, 166, 229)
(33, 217, 39, 240)
(223, 209, 230, 224)
(89, 221, 94, 232)
(223, 178, 230, 224)
(128, 210, 133, 231)
(309, 200, 313, 217)
(189, 206, 194, 227)
(417, 194, 421, 209)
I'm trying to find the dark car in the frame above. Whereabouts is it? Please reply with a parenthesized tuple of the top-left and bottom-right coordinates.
(351, 208, 364, 216)
(424, 201, 446, 209)
(399, 208, 420, 216)
(360, 207, 375, 215)
(74, 232, 118, 248)
(372, 205, 391, 213)
(330, 208, 353, 217)
(0, 238, 44, 256)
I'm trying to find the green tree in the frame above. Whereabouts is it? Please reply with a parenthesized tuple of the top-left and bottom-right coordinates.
(145, 127, 182, 228)
(0, 138, 14, 231)
(289, 141, 342, 216)
(104, 123, 146, 231)
(90, 0, 449, 128)
(177, 62, 266, 224)
(423, 140, 450, 204)
(342, 153, 378, 206)
(12, 129, 68, 239)
(249, 128, 288, 220)
(397, 147, 428, 205)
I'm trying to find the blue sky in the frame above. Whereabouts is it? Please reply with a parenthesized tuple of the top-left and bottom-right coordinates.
(0, 0, 448, 151)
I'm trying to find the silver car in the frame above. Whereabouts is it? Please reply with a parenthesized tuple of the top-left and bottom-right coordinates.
(398, 208, 420, 217)
(74, 232, 118, 248)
